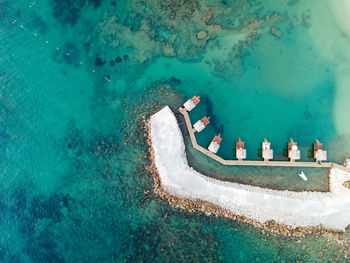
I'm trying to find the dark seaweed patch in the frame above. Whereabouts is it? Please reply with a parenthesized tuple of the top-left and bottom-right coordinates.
(0, 243, 21, 263)
(95, 57, 106, 67)
(125, 222, 220, 263)
(0, 244, 5, 262)
(0, 193, 7, 217)
(88, 0, 102, 8)
(65, 122, 84, 150)
(12, 188, 27, 216)
(29, 194, 65, 223)
(0, 130, 11, 147)
(51, 0, 85, 26)
(115, 56, 122, 63)
(168, 77, 181, 85)
(64, 120, 120, 161)
(16, 193, 73, 262)
(24, 229, 64, 263)
(9, 255, 20, 263)
(20, 216, 36, 237)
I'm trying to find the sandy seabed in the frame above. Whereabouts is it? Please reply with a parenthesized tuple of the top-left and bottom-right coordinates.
(146, 106, 350, 236)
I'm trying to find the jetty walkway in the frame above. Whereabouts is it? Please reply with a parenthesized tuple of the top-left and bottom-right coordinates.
(178, 107, 350, 172)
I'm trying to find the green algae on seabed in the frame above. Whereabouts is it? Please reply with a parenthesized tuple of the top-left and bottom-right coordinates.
(1, 0, 350, 262)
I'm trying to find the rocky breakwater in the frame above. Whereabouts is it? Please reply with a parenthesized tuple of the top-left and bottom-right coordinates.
(145, 106, 350, 236)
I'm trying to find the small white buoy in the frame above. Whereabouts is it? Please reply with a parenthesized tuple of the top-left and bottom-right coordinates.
(56, 47, 59, 50)
(45, 40, 49, 44)
(19, 25, 24, 28)
(33, 33, 37, 37)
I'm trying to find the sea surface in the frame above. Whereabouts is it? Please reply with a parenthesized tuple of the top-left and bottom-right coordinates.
(1, 0, 350, 262)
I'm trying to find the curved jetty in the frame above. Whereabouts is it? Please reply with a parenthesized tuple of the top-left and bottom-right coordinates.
(149, 106, 350, 232)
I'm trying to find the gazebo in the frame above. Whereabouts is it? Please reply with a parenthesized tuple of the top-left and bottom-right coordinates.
(183, 96, 200, 111)
(262, 138, 273, 162)
(193, 116, 210, 132)
(208, 135, 222, 154)
(314, 139, 327, 162)
(235, 138, 247, 160)
(288, 138, 300, 162)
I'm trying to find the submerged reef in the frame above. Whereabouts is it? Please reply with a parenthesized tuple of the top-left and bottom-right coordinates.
(86, 0, 289, 79)
(48, 0, 315, 81)
(51, 0, 86, 26)
(51, 0, 102, 25)
(125, 220, 221, 263)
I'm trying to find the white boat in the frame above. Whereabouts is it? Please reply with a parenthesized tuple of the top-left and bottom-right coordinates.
(298, 171, 308, 181)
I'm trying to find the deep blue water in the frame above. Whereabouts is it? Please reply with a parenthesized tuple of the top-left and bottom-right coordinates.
(1, 0, 350, 262)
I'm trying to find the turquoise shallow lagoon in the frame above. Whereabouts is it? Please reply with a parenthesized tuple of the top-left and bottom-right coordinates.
(2, 0, 350, 262)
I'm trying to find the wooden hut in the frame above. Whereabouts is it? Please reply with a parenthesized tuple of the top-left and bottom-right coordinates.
(183, 96, 200, 111)
(262, 138, 273, 162)
(193, 116, 210, 132)
(314, 139, 327, 162)
(288, 138, 300, 162)
(208, 134, 222, 154)
(235, 138, 247, 160)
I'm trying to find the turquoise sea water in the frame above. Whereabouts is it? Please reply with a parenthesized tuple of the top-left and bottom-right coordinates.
(2, 0, 350, 262)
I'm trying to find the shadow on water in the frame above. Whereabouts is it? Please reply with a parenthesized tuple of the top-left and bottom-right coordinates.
(201, 96, 224, 134)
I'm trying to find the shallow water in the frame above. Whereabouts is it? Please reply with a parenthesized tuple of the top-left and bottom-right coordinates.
(2, 0, 350, 262)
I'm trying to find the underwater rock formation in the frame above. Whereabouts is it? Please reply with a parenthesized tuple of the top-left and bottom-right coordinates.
(270, 27, 282, 38)
(196, 30, 208, 40)
(95, 57, 106, 67)
(90, 0, 285, 70)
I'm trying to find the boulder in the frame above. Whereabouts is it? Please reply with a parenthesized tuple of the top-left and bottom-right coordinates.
(270, 27, 282, 38)
(196, 30, 208, 40)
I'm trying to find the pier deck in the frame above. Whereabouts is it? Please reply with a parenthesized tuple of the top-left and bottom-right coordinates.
(178, 107, 349, 171)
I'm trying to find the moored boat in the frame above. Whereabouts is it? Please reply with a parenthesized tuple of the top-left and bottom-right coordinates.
(298, 171, 308, 181)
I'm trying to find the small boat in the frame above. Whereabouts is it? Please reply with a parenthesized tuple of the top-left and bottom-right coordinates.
(298, 171, 308, 181)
